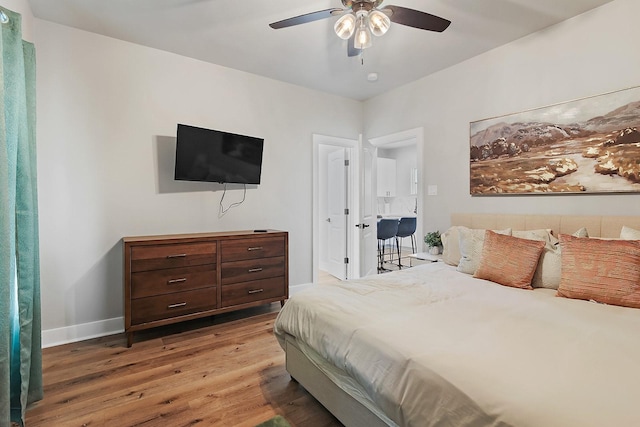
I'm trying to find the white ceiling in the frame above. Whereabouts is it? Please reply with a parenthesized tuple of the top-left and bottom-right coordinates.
(27, 0, 614, 101)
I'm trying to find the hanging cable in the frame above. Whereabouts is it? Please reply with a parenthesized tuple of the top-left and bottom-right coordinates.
(218, 183, 247, 217)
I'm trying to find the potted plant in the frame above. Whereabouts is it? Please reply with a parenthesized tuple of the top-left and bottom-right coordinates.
(424, 231, 442, 255)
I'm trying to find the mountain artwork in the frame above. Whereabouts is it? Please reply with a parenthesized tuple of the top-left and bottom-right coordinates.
(469, 86, 640, 195)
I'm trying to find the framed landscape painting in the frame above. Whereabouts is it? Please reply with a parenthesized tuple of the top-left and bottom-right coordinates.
(469, 86, 640, 195)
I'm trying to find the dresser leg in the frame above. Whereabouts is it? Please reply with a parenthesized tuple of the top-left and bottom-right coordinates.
(280, 299, 286, 308)
(127, 332, 133, 348)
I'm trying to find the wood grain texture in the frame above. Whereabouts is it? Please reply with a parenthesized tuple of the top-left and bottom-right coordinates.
(26, 305, 342, 427)
(124, 231, 288, 347)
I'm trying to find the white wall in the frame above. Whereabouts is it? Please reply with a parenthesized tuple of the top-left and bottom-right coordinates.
(32, 0, 640, 345)
(34, 20, 362, 345)
(364, 0, 640, 236)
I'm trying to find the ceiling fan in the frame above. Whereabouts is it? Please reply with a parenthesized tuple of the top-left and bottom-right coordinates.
(269, 0, 451, 56)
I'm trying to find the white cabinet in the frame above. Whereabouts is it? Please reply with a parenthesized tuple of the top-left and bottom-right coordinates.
(377, 157, 396, 197)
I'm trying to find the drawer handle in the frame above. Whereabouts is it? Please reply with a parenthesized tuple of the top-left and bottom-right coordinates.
(248, 268, 263, 273)
(247, 247, 263, 251)
(248, 289, 264, 294)
(168, 278, 187, 284)
(166, 253, 187, 259)
(168, 302, 187, 309)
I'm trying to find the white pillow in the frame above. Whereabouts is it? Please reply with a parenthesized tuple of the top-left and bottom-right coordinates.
(511, 229, 557, 289)
(532, 244, 561, 289)
(456, 227, 511, 275)
(573, 227, 589, 238)
(441, 226, 461, 266)
(512, 229, 558, 246)
(527, 227, 588, 290)
(621, 225, 640, 240)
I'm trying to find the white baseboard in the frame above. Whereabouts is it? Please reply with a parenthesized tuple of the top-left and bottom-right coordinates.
(42, 317, 124, 348)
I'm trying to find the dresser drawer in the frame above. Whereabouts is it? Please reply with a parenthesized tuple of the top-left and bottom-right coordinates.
(131, 242, 216, 272)
(221, 277, 285, 307)
(220, 237, 285, 262)
(131, 264, 216, 299)
(131, 288, 216, 325)
(221, 256, 285, 285)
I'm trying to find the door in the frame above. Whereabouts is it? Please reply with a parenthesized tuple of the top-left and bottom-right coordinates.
(326, 148, 347, 280)
(357, 136, 377, 277)
(313, 134, 357, 284)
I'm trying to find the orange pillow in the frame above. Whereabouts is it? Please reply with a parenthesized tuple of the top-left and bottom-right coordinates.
(474, 230, 545, 289)
(557, 234, 640, 309)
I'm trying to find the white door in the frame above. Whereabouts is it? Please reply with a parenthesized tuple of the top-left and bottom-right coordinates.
(357, 136, 377, 277)
(313, 134, 358, 283)
(327, 148, 347, 280)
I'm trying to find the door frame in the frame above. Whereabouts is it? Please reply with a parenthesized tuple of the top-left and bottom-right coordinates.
(312, 134, 359, 283)
(369, 127, 425, 254)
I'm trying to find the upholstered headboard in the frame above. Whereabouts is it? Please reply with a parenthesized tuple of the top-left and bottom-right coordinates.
(451, 213, 640, 238)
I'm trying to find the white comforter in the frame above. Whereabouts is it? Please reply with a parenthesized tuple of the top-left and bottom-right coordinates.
(274, 263, 640, 427)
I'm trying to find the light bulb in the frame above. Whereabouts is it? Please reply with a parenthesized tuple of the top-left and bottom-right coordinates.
(334, 13, 356, 40)
(368, 10, 390, 37)
(354, 15, 372, 49)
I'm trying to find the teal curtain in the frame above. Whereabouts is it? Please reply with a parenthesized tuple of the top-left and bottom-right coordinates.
(0, 6, 42, 426)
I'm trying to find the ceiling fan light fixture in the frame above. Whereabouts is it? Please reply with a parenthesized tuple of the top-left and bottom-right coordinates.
(368, 10, 390, 36)
(354, 14, 372, 49)
(334, 13, 356, 39)
(270, 1, 451, 56)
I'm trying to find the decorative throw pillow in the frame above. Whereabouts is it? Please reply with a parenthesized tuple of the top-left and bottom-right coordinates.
(516, 228, 588, 290)
(474, 231, 545, 289)
(621, 225, 640, 240)
(573, 227, 589, 238)
(557, 234, 640, 309)
(441, 226, 461, 266)
(512, 229, 558, 246)
(457, 227, 512, 275)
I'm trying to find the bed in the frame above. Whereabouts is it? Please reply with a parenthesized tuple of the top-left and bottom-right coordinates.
(274, 213, 640, 427)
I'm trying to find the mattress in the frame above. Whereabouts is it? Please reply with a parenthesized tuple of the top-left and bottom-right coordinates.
(274, 262, 640, 427)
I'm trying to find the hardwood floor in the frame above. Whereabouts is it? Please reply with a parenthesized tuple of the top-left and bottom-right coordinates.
(26, 304, 342, 427)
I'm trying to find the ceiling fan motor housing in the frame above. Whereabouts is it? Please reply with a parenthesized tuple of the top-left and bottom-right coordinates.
(342, 0, 384, 8)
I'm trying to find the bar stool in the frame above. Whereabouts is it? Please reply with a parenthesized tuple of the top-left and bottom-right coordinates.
(395, 217, 417, 268)
(377, 218, 399, 272)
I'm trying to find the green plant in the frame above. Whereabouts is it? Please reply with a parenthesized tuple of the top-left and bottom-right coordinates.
(424, 231, 442, 247)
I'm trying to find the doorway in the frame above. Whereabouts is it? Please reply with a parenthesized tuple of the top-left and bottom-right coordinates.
(369, 128, 425, 266)
(312, 129, 423, 284)
(312, 135, 358, 284)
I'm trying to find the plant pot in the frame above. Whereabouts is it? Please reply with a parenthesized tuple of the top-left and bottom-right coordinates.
(428, 246, 440, 255)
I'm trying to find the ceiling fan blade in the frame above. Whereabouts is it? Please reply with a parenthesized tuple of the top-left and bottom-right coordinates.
(383, 5, 451, 32)
(269, 8, 344, 29)
(347, 34, 361, 57)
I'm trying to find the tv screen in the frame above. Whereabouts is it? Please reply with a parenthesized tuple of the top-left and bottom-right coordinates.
(174, 124, 264, 184)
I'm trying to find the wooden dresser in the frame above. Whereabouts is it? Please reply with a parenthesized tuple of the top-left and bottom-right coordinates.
(123, 230, 288, 347)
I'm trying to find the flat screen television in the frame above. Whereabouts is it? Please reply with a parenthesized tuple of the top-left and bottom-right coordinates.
(174, 124, 264, 184)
